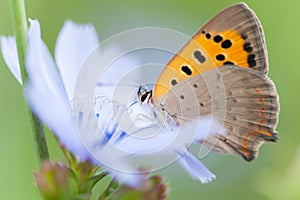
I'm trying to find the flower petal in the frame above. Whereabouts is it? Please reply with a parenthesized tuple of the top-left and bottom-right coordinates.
(25, 19, 90, 161)
(73, 102, 145, 188)
(55, 20, 99, 100)
(177, 150, 215, 183)
(108, 168, 145, 188)
(25, 20, 145, 187)
(0, 36, 22, 84)
(192, 116, 227, 142)
(96, 48, 141, 103)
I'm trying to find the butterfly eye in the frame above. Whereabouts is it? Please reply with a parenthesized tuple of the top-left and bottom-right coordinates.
(140, 93, 148, 102)
(139, 90, 153, 103)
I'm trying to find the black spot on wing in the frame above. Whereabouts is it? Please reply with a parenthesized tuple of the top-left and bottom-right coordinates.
(243, 42, 253, 52)
(194, 50, 206, 63)
(247, 54, 256, 67)
(213, 35, 223, 43)
(221, 40, 232, 49)
(224, 61, 234, 65)
(205, 33, 211, 39)
(241, 34, 248, 40)
(171, 79, 177, 86)
(216, 54, 225, 61)
(181, 65, 192, 76)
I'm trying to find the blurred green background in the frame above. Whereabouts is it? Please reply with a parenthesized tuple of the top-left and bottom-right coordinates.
(0, 0, 299, 199)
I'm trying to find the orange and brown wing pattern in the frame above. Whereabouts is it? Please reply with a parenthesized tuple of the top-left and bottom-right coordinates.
(153, 3, 279, 161)
(161, 65, 279, 161)
(153, 3, 268, 103)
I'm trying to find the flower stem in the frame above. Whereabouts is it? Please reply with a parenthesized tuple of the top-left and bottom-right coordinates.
(10, 0, 49, 163)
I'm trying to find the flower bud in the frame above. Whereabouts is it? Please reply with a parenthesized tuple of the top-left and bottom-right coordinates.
(34, 160, 72, 199)
(109, 175, 168, 200)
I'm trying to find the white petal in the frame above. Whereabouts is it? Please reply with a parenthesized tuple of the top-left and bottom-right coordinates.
(177, 150, 215, 183)
(0, 36, 22, 84)
(55, 20, 99, 101)
(25, 19, 90, 161)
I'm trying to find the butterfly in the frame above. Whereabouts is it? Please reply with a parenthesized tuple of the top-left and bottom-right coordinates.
(139, 3, 279, 161)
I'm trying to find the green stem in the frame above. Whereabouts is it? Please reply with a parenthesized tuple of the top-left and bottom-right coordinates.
(10, 0, 49, 163)
(98, 179, 119, 200)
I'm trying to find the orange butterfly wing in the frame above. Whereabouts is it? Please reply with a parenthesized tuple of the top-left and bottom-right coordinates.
(153, 3, 268, 103)
(152, 3, 278, 161)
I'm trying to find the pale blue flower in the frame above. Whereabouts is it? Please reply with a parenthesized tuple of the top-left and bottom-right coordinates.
(1, 19, 226, 186)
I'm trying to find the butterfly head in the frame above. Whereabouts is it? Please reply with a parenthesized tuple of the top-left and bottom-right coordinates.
(137, 85, 153, 104)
